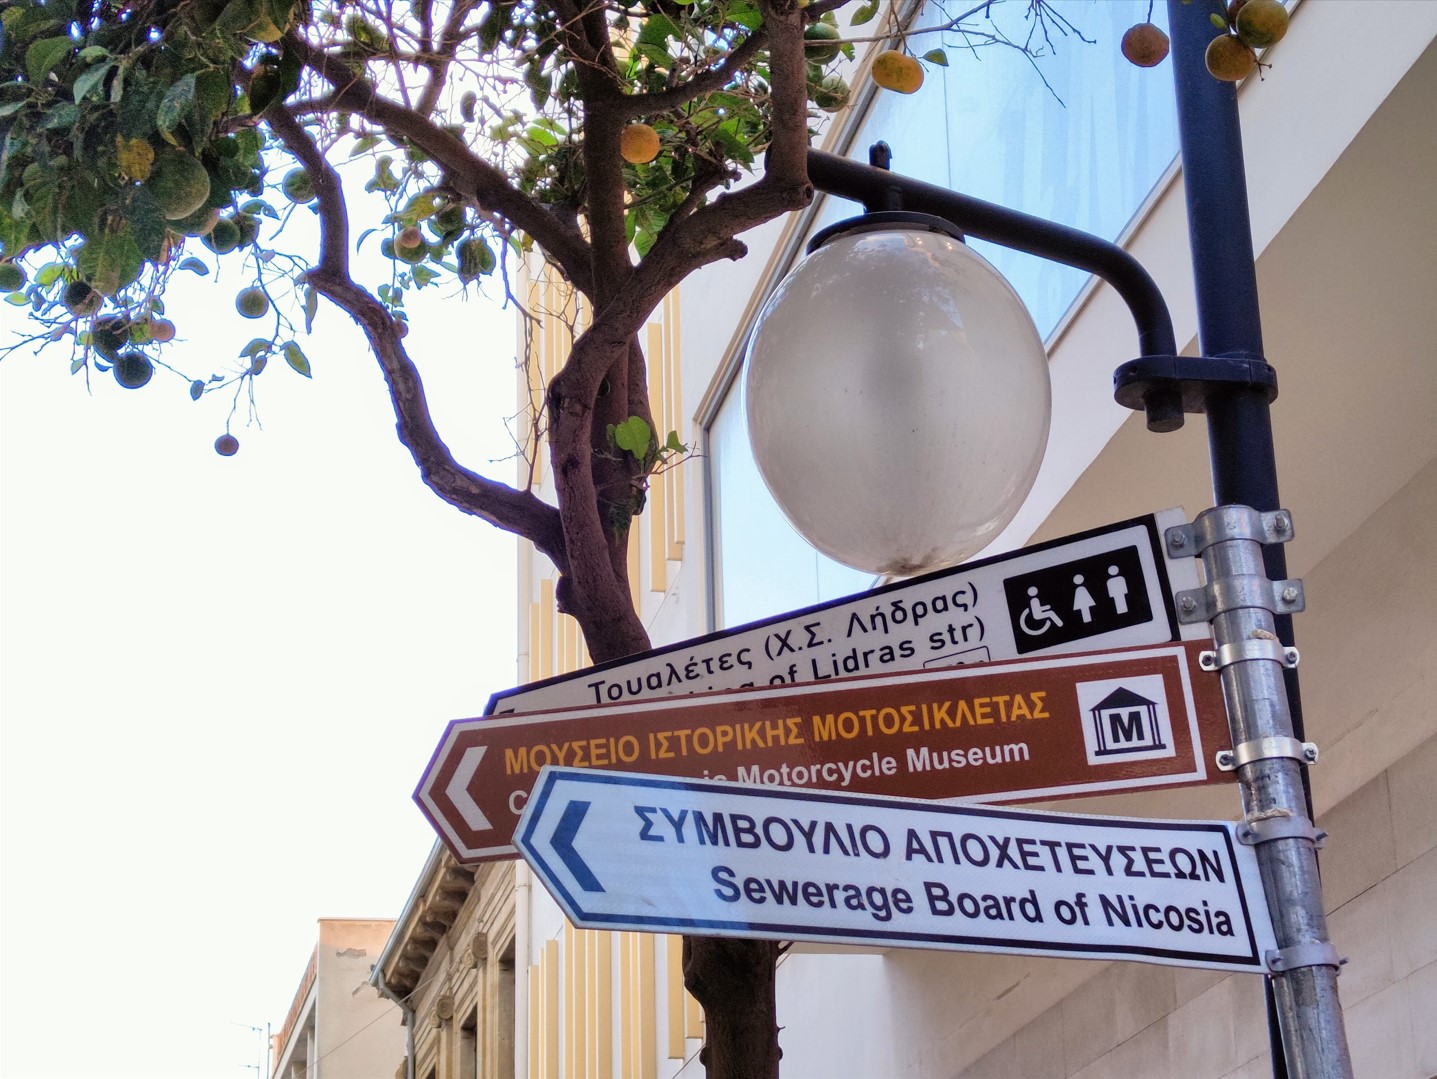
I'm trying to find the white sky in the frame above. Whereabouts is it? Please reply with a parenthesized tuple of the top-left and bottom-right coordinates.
(0, 219, 522, 1077)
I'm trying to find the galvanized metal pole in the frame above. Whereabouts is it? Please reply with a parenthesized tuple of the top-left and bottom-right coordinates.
(1166, 3, 1351, 1075)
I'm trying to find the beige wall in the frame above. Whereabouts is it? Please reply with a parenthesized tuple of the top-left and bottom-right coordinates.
(315, 919, 406, 1078)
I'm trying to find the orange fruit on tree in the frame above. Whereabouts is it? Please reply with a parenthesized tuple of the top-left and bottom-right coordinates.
(1205, 33, 1255, 81)
(1235, 0, 1289, 49)
(1121, 23, 1170, 68)
(872, 50, 923, 94)
(620, 123, 661, 164)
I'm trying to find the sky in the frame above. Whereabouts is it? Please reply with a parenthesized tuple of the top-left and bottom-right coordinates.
(0, 216, 522, 1077)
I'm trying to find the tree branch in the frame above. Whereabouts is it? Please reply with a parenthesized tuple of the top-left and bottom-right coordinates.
(290, 36, 595, 297)
(619, 25, 769, 120)
(265, 104, 567, 571)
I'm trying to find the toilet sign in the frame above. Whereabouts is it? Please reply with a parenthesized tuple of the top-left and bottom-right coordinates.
(488, 510, 1205, 716)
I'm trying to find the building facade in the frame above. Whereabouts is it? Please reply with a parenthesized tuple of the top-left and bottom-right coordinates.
(270, 919, 405, 1078)
(382, 1, 1436, 1075)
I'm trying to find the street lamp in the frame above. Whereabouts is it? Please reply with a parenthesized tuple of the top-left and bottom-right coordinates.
(744, 205, 1050, 576)
(743, 1, 1350, 1075)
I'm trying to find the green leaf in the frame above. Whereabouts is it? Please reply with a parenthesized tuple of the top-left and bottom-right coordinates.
(72, 62, 114, 103)
(157, 74, 197, 147)
(190, 379, 205, 400)
(612, 416, 652, 457)
(922, 48, 949, 67)
(411, 264, 438, 287)
(26, 37, 72, 85)
(665, 430, 685, 453)
(188, 69, 229, 139)
(1211, 13, 1228, 29)
(125, 187, 167, 262)
(70, 357, 85, 373)
(6, 292, 29, 307)
(725, 2, 763, 31)
(283, 341, 311, 377)
(637, 13, 681, 47)
(36, 263, 65, 287)
(239, 338, 271, 357)
(177, 257, 209, 275)
(302, 286, 318, 333)
(850, 1, 879, 26)
(76, 228, 142, 296)
(349, 134, 382, 157)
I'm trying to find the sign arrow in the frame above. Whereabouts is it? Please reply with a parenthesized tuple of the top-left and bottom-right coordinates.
(552, 800, 604, 893)
(445, 746, 490, 831)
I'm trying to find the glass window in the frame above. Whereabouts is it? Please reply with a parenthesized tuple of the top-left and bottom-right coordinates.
(709, 383, 874, 628)
(709, 0, 1179, 624)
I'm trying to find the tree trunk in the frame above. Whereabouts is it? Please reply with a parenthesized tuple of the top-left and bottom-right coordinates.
(684, 938, 783, 1079)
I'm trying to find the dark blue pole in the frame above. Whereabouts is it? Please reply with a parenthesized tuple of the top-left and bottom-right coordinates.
(1167, 4, 1349, 1077)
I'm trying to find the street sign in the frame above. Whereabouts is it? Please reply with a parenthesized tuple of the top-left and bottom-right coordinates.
(419, 640, 1231, 863)
(488, 510, 1204, 715)
(516, 768, 1277, 974)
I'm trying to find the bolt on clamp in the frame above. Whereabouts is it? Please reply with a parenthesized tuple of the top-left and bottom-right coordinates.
(1165, 506, 1295, 556)
(1199, 639, 1300, 671)
(1216, 736, 1319, 771)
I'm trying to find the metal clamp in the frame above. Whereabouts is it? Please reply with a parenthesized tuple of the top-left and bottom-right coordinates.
(1166, 507, 1295, 557)
(1265, 941, 1344, 974)
(1216, 736, 1319, 772)
(1236, 814, 1326, 847)
(1199, 639, 1300, 671)
(1175, 576, 1305, 624)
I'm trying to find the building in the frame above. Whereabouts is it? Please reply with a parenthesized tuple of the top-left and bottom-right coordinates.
(270, 919, 405, 1078)
(382, 1, 1436, 1075)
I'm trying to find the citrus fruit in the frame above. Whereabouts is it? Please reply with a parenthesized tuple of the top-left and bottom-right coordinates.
(235, 287, 270, 318)
(146, 150, 212, 220)
(203, 216, 243, 254)
(804, 22, 842, 64)
(214, 433, 240, 456)
(1205, 33, 1255, 81)
(433, 205, 465, 235)
(394, 226, 429, 264)
(457, 236, 496, 281)
(233, 213, 260, 247)
(1235, 0, 1289, 49)
(872, 51, 924, 94)
(113, 351, 154, 389)
(91, 316, 131, 360)
(281, 168, 316, 203)
(147, 318, 177, 343)
(172, 204, 220, 237)
(1121, 23, 1170, 67)
(811, 74, 850, 113)
(63, 280, 102, 316)
(620, 123, 661, 164)
(0, 263, 24, 292)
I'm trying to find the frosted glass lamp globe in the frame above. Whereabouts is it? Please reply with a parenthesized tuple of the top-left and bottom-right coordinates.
(744, 217, 1051, 576)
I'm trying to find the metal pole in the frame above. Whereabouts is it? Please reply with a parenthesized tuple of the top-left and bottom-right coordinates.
(1165, 3, 1350, 1075)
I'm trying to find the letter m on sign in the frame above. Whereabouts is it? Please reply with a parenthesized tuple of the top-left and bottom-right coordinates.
(1090, 686, 1165, 755)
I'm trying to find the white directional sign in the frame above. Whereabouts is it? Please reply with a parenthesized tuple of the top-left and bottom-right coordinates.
(516, 768, 1278, 974)
(488, 510, 1204, 715)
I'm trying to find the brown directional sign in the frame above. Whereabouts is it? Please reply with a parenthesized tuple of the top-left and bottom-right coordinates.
(417, 641, 1232, 863)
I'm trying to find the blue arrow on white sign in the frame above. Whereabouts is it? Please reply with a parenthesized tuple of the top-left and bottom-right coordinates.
(516, 768, 1278, 974)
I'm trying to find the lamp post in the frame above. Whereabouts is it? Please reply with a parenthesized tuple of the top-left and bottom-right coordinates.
(745, 1, 1351, 1074)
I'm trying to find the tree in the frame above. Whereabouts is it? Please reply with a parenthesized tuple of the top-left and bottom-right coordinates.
(0, 1, 1085, 1074)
